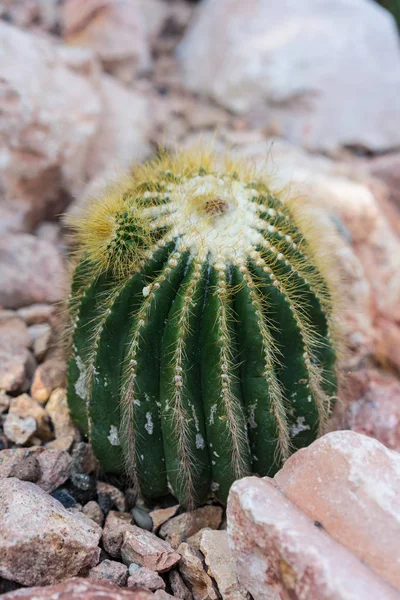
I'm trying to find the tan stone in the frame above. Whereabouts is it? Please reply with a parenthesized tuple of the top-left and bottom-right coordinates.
(149, 504, 180, 532)
(46, 388, 76, 439)
(159, 506, 223, 547)
(9, 393, 52, 441)
(200, 530, 249, 600)
(102, 511, 137, 558)
(177, 542, 218, 600)
(31, 359, 66, 403)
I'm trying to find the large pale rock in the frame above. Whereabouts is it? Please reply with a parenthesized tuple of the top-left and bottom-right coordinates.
(0, 479, 101, 586)
(274, 430, 400, 591)
(0, 235, 67, 309)
(62, 0, 151, 83)
(228, 476, 399, 600)
(199, 530, 249, 600)
(178, 0, 400, 152)
(0, 577, 154, 599)
(0, 22, 101, 230)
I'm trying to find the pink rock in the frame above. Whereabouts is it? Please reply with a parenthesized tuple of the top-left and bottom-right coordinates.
(0, 577, 153, 599)
(121, 527, 180, 573)
(0, 448, 40, 482)
(88, 559, 128, 586)
(159, 505, 223, 547)
(0, 479, 101, 586)
(102, 511, 137, 558)
(335, 369, 400, 451)
(274, 431, 400, 591)
(0, 236, 67, 309)
(0, 318, 34, 392)
(83, 500, 104, 527)
(62, 0, 151, 83)
(228, 476, 399, 600)
(0, 22, 101, 230)
(35, 448, 72, 493)
(127, 566, 165, 591)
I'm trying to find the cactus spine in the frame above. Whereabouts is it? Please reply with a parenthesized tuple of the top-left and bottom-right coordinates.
(66, 148, 338, 507)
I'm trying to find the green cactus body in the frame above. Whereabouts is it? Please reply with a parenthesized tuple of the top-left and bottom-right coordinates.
(66, 149, 338, 507)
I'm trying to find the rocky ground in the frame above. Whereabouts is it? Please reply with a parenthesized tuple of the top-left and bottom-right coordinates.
(1, 0, 400, 598)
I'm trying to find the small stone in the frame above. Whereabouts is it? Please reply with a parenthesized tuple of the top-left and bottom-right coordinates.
(103, 511, 137, 558)
(127, 566, 165, 591)
(69, 472, 97, 504)
(169, 570, 193, 600)
(46, 388, 76, 440)
(132, 506, 154, 531)
(17, 304, 55, 325)
(8, 394, 53, 441)
(97, 481, 126, 512)
(186, 529, 211, 552)
(51, 488, 77, 509)
(0, 318, 34, 393)
(228, 476, 399, 600)
(35, 449, 72, 493)
(150, 505, 180, 532)
(33, 328, 52, 362)
(200, 530, 249, 600)
(46, 436, 75, 452)
(0, 577, 154, 599)
(159, 506, 223, 547)
(0, 449, 40, 482)
(31, 359, 66, 403)
(28, 323, 50, 345)
(154, 592, 175, 600)
(0, 391, 10, 414)
(121, 527, 180, 573)
(3, 414, 36, 445)
(89, 559, 128, 587)
(71, 442, 99, 474)
(83, 500, 104, 527)
(274, 430, 400, 592)
(0, 479, 101, 586)
(177, 543, 218, 600)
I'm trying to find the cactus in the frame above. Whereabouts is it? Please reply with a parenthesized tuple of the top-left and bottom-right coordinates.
(66, 148, 338, 507)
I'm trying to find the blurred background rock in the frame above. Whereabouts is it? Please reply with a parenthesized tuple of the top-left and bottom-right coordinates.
(1, 0, 400, 487)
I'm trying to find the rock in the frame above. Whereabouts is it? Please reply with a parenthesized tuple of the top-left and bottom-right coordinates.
(274, 430, 400, 591)
(0, 577, 154, 599)
(121, 527, 180, 573)
(132, 506, 154, 532)
(97, 480, 126, 512)
(368, 152, 400, 212)
(0, 235, 67, 308)
(32, 327, 52, 362)
(103, 511, 137, 558)
(0, 0, 61, 32)
(127, 566, 165, 591)
(0, 449, 40, 482)
(199, 530, 249, 600)
(169, 570, 193, 600)
(71, 442, 99, 474)
(8, 394, 52, 441)
(0, 318, 34, 392)
(85, 75, 151, 180)
(31, 359, 66, 403)
(68, 472, 97, 504)
(228, 476, 399, 600)
(159, 506, 223, 547)
(177, 543, 218, 600)
(3, 414, 37, 445)
(150, 505, 180, 532)
(0, 391, 10, 414)
(28, 323, 50, 345)
(334, 369, 400, 452)
(51, 488, 77, 509)
(179, 0, 400, 152)
(154, 592, 175, 600)
(46, 436, 75, 452)
(186, 529, 212, 552)
(46, 388, 76, 440)
(35, 449, 72, 493)
(62, 0, 151, 83)
(0, 22, 101, 230)
(88, 559, 128, 586)
(17, 304, 55, 326)
(0, 479, 101, 586)
(83, 500, 104, 527)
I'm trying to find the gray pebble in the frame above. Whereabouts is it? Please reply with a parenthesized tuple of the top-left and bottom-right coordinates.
(132, 506, 153, 531)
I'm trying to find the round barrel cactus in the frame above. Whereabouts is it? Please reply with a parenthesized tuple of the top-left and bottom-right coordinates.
(66, 148, 338, 507)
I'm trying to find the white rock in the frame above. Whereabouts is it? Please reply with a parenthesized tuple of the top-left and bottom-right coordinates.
(178, 0, 400, 151)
